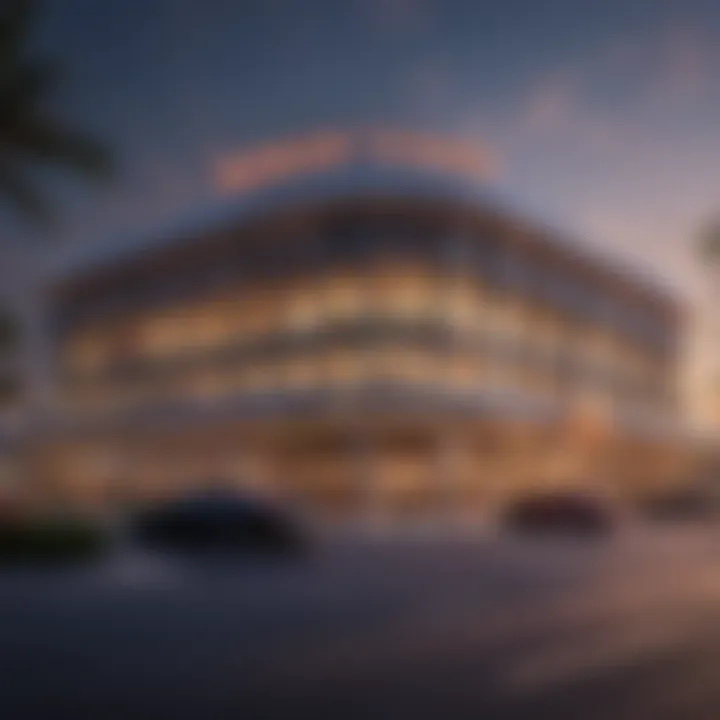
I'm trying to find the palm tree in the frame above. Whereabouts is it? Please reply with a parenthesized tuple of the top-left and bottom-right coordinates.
(0, 0, 113, 407)
(0, 0, 113, 224)
(0, 307, 19, 402)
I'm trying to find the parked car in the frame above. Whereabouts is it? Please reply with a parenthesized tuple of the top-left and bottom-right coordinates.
(639, 488, 720, 522)
(504, 490, 616, 536)
(129, 490, 309, 556)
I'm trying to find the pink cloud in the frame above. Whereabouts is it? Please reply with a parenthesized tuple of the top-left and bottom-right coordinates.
(451, 23, 720, 309)
(490, 21, 720, 168)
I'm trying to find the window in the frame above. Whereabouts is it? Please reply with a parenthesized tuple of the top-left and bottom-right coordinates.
(372, 271, 439, 320)
(322, 274, 368, 322)
(138, 309, 202, 357)
(321, 348, 369, 385)
(237, 290, 281, 336)
(287, 283, 321, 331)
(445, 277, 480, 329)
(242, 363, 277, 392)
(283, 355, 318, 389)
(446, 353, 480, 389)
(65, 333, 107, 373)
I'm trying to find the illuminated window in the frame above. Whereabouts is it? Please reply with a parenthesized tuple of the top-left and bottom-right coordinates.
(478, 288, 512, 337)
(65, 334, 107, 373)
(287, 284, 321, 331)
(237, 292, 280, 337)
(494, 296, 525, 341)
(445, 277, 481, 329)
(140, 312, 188, 356)
(373, 271, 439, 319)
(283, 356, 318, 389)
(372, 347, 439, 384)
(188, 300, 235, 348)
(446, 354, 480, 389)
(189, 372, 227, 401)
(241, 362, 278, 392)
(322, 348, 369, 385)
(481, 356, 504, 391)
(322, 274, 368, 321)
(404, 350, 442, 383)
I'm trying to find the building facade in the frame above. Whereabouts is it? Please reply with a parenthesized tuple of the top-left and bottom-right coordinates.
(17, 147, 698, 518)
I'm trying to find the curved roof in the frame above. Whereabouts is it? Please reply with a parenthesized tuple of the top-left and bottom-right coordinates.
(53, 163, 499, 276)
(51, 160, 680, 320)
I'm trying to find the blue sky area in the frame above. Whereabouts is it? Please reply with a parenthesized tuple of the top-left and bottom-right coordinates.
(5, 0, 720, 297)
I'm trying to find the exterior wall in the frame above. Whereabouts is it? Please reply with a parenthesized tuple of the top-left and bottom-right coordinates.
(33, 198, 687, 515)
(27, 409, 701, 518)
(57, 267, 677, 421)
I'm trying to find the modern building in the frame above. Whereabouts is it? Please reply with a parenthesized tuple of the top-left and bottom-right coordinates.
(13, 132, 703, 518)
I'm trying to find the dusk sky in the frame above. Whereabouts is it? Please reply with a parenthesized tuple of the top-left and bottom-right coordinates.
(5, 0, 720, 301)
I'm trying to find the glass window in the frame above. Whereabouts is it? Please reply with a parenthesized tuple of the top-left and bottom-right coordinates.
(286, 283, 321, 331)
(322, 273, 368, 322)
(321, 348, 370, 385)
(371, 271, 439, 320)
(283, 356, 318, 389)
(65, 333, 107, 373)
(446, 353, 480, 389)
(372, 346, 438, 384)
(241, 362, 277, 392)
(237, 290, 281, 336)
(445, 277, 481, 329)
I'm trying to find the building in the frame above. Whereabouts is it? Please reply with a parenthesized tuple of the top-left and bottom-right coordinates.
(14, 132, 702, 518)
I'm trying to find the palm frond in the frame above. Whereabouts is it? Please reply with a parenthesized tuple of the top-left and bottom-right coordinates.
(0, 115, 114, 180)
(0, 0, 114, 226)
(0, 59, 57, 112)
(0, 0, 37, 72)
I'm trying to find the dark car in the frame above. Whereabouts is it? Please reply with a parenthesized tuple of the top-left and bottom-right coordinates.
(639, 488, 720, 522)
(129, 490, 309, 556)
(504, 490, 615, 536)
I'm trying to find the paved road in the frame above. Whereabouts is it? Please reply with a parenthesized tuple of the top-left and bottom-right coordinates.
(3, 525, 720, 719)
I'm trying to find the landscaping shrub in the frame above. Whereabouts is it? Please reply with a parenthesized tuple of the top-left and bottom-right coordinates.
(0, 517, 110, 564)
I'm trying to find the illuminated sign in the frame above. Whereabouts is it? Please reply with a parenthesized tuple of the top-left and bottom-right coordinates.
(215, 129, 495, 195)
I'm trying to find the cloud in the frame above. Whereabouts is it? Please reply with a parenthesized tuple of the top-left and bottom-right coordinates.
(453, 21, 720, 309)
(497, 23, 718, 155)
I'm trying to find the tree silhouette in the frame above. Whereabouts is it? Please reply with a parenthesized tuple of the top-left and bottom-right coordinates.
(0, 0, 113, 406)
(0, 0, 113, 224)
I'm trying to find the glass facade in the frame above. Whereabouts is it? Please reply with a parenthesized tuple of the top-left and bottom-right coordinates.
(40, 199, 687, 514)
(57, 216, 678, 423)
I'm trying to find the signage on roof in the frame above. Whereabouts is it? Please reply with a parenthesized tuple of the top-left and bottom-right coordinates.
(214, 129, 495, 195)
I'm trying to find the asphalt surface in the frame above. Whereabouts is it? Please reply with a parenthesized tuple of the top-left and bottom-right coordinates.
(3, 525, 720, 719)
